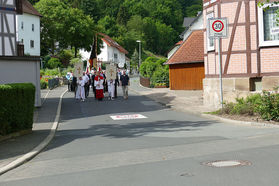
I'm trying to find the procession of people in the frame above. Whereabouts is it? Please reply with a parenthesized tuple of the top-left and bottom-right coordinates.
(68, 66, 130, 102)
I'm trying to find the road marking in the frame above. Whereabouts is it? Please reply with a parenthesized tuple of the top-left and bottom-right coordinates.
(110, 114, 147, 120)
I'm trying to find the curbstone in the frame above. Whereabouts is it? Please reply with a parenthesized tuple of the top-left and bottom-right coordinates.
(0, 88, 68, 175)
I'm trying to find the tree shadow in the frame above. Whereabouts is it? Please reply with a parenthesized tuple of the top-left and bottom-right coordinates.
(45, 119, 217, 151)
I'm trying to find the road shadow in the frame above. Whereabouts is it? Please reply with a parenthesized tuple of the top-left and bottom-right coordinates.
(45, 119, 216, 152)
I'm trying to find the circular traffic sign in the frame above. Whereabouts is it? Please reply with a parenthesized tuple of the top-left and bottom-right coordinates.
(212, 20, 224, 33)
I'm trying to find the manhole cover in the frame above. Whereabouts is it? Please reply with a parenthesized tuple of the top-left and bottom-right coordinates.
(203, 160, 251, 168)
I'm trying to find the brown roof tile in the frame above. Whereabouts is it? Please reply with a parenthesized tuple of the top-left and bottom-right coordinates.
(98, 33, 128, 54)
(166, 30, 204, 65)
(22, 0, 42, 17)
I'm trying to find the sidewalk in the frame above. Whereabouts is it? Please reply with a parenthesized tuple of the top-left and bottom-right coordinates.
(0, 86, 67, 170)
(129, 77, 216, 115)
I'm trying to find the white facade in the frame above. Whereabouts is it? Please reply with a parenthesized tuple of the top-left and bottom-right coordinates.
(98, 41, 126, 65)
(16, 13, 40, 56)
(182, 14, 203, 41)
(0, 57, 41, 107)
(167, 45, 180, 59)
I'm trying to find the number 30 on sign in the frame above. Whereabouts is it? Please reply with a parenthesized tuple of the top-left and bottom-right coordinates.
(208, 18, 228, 38)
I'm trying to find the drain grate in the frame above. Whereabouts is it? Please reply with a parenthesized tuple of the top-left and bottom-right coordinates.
(203, 160, 251, 168)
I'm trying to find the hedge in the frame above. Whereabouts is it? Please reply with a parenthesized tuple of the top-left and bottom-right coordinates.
(0, 83, 35, 136)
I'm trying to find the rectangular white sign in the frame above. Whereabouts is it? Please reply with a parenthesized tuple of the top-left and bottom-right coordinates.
(208, 18, 228, 38)
(110, 114, 147, 120)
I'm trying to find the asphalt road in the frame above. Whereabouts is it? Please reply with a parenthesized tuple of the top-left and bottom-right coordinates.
(1, 87, 279, 186)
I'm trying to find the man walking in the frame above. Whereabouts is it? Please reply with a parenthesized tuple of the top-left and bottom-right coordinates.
(120, 70, 130, 100)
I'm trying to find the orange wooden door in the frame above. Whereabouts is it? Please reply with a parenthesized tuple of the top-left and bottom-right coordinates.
(169, 63, 205, 90)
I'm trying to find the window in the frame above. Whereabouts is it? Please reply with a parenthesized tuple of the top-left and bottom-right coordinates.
(207, 12, 215, 51)
(258, 4, 279, 46)
(21, 39, 23, 44)
(30, 40, 34, 48)
(21, 22, 23, 30)
(32, 24, 34, 31)
(114, 53, 118, 61)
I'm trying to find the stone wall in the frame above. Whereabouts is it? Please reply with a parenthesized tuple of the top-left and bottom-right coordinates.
(203, 77, 251, 109)
(140, 76, 150, 88)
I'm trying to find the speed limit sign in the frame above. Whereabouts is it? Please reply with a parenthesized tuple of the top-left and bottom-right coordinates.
(208, 18, 228, 38)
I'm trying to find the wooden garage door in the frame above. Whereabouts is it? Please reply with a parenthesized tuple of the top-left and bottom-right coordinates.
(169, 63, 205, 90)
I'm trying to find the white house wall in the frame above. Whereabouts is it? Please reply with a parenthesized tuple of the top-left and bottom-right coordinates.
(183, 15, 203, 41)
(98, 41, 126, 65)
(17, 13, 40, 56)
(168, 46, 180, 59)
(98, 41, 108, 62)
(0, 58, 41, 107)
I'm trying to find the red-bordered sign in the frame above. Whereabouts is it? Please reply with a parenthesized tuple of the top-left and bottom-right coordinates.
(212, 20, 224, 33)
(208, 18, 228, 38)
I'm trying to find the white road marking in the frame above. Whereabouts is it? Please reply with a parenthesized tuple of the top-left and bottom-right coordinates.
(110, 114, 147, 120)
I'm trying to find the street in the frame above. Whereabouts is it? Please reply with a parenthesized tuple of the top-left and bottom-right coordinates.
(1, 86, 279, 186)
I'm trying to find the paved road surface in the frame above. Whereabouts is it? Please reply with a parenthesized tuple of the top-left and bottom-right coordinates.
(1, 87, 279, 185)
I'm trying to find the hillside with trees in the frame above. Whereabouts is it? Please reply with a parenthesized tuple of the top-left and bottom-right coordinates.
(29, 0, 202, 57)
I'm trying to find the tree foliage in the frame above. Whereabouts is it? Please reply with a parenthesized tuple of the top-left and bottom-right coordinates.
(35, 0, 95, 57)
(34, 0, 202, 57)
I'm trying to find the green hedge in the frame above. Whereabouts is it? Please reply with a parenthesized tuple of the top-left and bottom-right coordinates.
(0, 83, 35, 136)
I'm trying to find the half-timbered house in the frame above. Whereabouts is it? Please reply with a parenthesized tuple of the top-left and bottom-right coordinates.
(203, 0, 279, 108)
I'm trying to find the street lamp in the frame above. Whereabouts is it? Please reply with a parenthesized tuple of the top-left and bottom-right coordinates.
(136, 40, 141, 73)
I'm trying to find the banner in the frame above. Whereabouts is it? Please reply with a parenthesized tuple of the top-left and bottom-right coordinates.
(74, 62, 83, 78)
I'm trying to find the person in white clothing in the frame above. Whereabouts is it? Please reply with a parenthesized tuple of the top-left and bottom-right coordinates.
(107, 79, 115, 100)
(76, 77, 86, 101)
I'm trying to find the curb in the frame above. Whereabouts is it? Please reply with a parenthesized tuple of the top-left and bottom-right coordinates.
(0, 89, 68, 175)
(130, 86, 279, 128)
(201, 113, 279, 128)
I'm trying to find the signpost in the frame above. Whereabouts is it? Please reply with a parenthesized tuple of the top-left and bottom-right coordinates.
(208, 18, 228, 108)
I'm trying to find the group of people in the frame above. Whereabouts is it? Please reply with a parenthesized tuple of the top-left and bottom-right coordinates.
(67, 69, 130, 102)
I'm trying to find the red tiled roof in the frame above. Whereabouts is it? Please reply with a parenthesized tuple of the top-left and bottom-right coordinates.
(165, 30, 204, 65)
(176, 40, 183, 45)
(22, 0, 42, 17)
(98, 33, 128, 54)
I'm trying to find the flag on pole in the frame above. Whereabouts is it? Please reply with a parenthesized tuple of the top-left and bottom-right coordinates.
(90, 34, 98, 70)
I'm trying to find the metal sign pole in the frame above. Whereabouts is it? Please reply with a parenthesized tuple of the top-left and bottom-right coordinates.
(218, 38, 224, 108)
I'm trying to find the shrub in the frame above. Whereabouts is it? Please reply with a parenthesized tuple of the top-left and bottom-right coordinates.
(0, 83, 35, 136)
(151, 67, 169, 87)
(46, 58, 62, 69)
(44, 68, 60, 77)
(217, 94, 262, 116)
(257, 92, 279, 121)
(40, 79, 48, 89)
(58, 49, 74, 67)
(70, 58, 82, 67)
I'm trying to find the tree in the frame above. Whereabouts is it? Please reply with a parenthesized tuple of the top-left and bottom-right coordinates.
(35, 0, 68, 55)
(63, 8, 95, 57)
(35, 0, 95, 57)
(117, 5, 130, 25)
(98, 16, 121, 38)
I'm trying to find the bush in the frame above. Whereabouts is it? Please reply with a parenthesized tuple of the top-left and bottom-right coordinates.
(257, 92, 279, 121)
(44, 68, 60, 77)
(58, 49, 74, 67)
(0, 83, 35, 136)
(46, 58, 62, 69)
(40, 79, 48, 89)
(217, 94, 262, 116)
(151, 67, 169, 87)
